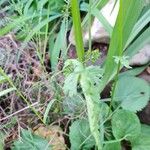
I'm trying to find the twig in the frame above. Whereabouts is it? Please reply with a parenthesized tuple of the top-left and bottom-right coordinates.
(0, 102, 38, 122)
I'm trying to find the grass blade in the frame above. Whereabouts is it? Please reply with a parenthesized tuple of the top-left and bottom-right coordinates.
(0, 88, 16, 98)
(99, 0, 144, 92)
(71, 0, 84, 62)
(43, 99, 56, 124)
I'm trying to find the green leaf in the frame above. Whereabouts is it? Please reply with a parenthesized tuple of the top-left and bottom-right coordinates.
(43, 99, 56, 124)
(141, 124, 150, 136)
(71, 0, 85, 62)
(112, 109, 141, 141)
(0, 88, 16, 97)
(51, 19, 67, 71)
(99, 0, 144, 91)
(63, 73, 80, 97)
(69, 119, 95, 150)
(132, 135, 150, 150)
(0, 75, 6, 83)
(63, 59, 84, 97)
(12, 129, 51, 150)
(125, 27, 150, 58)
(125, 8, 150, 48)
(0, 16, 33, 36)
(120, 65, 148, 77)
(114, 76, 150, 112)
(63, 95, 85, 115)
(48, 0, 65, 12)
(103, 142, 121, 150)
(80, 3, 113, 36)
(24, 14, 62, 44)
(63, 59, 104, 149)
(0, 132, 5, 150)
(131, 125, 150, 150)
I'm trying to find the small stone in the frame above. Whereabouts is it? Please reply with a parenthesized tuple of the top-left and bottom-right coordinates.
(129, 44, 150, 66)
(69, 0, 119, 46)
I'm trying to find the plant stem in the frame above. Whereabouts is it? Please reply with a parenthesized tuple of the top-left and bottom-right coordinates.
(109, 0, 123, 111)
(71, 0, 84, 62)
(109, 61, 121, 111)
(0, 68, 44, 124)
(88, 0, 92, 51)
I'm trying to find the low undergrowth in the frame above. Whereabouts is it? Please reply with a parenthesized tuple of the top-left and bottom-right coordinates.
(0, 0, 150, 150)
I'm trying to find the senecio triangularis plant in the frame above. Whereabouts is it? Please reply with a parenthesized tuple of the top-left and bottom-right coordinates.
(63, 59, 104, 149)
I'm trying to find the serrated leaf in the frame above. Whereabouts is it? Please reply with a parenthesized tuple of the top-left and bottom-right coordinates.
(12, 129, 51, 150)
(86, 65, 103, 86)
(63, 73, 80, 97)
(114, 76, 150, 112)
(63, 95, 85, 115)
(131, 125, 150, 150)
(103, 142, 121, 150)
(69, 119, 95, 150)
(112, 109, 141, 141)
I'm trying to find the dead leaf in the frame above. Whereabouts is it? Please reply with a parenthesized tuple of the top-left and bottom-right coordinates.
(34, 125, 66, 150)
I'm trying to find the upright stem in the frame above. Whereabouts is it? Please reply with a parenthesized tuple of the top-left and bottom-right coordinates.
(0, 68, 44, 123)
(71, 0, 84, 62)
(109, 0, 123, 110)
(88, 0, 92, 51)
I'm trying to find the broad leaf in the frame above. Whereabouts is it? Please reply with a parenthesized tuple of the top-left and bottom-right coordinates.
(103, 142, 121, 150)
(69, 119, 95, 150)
(141, 124, 150, 136)
(131, 125, 150, 150)
(114, 76, 150, 112)
(63, 95, 85, 115)
(12, 129, 51, 150)
(112, 109, 141, 141)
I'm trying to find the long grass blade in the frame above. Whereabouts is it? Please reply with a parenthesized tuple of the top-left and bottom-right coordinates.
(71, 0, 84, 62)
(99, 0, 144, 92)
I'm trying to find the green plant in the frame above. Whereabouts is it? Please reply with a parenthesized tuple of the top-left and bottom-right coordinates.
(0, 68, 16, 98)
(12, 129, 51, 150)
(69, 119, 95, 149)
(62, 0, 150, 149)
(0, 67, 43, 123)
(0, 132, 5, 150)
(1, 0, 150, 149)
(63, 59, 104, 149)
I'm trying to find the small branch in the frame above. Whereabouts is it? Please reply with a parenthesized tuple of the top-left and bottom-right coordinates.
(0, 102, 38, 122)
